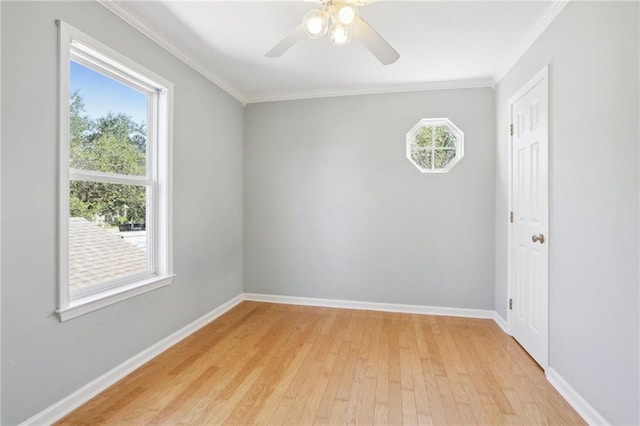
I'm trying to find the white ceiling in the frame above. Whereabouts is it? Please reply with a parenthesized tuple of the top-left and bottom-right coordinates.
(108, 1, 564, 103)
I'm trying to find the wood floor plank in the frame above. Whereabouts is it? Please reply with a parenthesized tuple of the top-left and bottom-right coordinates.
(294, 313, 350, 425)
(57, 302, 586, 426)
(240, 317, 323, 425)
(312, 312, 356, 423)
(387, 315, 404, 425)
(265, 311, 335, 424)
(406, 318, 430, 422)
(373, 402, 389, 425)
(374, 315, 390, 407)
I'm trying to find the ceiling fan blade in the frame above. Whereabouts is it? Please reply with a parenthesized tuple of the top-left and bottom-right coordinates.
(265, 25, 306, 58)
(352, 17, 400, 65)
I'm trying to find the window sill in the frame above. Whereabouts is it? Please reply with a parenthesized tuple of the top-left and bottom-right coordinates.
(56, 274, 175, 322)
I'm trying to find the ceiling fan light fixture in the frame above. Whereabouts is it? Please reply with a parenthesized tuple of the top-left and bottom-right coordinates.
(334, 3, 358, 26)
(330, 23, 352, 46)
(302, 9, 329, 39)
(265, 1, 399, 65)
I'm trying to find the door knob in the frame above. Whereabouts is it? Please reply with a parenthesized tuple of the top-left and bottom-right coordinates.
(532, 234, 545, 244)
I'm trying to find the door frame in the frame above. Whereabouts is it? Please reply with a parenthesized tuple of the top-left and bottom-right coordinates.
(506, 64, 550, 368)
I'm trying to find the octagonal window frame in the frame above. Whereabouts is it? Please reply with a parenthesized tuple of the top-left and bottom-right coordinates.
(406, 118, 464, 173)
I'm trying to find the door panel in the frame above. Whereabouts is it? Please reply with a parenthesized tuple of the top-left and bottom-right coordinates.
(509, 68, 549, 369)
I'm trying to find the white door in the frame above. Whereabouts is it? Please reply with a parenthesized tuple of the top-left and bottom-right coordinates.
(509, 66, 549, 369)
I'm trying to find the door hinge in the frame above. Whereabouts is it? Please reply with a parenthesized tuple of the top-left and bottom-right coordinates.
(510, 124, 513, 136)
(510, 211, 514, 223)
(509, 298, 513, 310)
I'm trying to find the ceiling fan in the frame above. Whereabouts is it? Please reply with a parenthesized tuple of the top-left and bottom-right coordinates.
(265, 0, 400, 65)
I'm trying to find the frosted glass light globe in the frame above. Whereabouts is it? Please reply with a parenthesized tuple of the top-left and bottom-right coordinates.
(330, 23, 352, 46)
(303, 9, 328, 39)
(335, 3, 358, 25)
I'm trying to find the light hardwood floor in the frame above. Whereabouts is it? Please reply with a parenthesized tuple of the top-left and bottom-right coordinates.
(57, 301, 584, 425)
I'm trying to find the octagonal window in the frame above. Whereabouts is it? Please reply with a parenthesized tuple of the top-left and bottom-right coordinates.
(406, 118, 464, 173)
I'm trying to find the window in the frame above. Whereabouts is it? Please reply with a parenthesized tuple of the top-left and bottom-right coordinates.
(57, 21, 174, 321)
(406, 118, 464, 173)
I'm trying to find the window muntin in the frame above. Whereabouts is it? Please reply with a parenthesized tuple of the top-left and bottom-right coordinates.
(58, 21, 173, 320)
(406, 118, 464, 173)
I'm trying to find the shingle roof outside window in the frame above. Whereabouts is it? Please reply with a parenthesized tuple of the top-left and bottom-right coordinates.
(69, 217, 147, 289)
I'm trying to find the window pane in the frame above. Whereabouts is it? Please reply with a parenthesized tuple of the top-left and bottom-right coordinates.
(433, 126, 457, 148)
(70, 61, 148, 176)
(69, 181, 149, 291)
(413, 126, 433, 148)
(411, 147, 433, 170)
(434, 149, 457, 169)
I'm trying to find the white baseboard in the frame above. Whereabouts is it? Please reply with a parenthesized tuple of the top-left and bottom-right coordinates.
(244, 294, 614, 426)
(243, 292, 495, 319)
(23, 292, 605, 426)
(493, 311, 509, 334)
(546, 368, 610, 426)
(20, 294, 244, 426)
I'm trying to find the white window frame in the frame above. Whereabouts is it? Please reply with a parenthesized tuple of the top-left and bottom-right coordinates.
(406, 118, 464, 173)
(56, 21, 174, 321)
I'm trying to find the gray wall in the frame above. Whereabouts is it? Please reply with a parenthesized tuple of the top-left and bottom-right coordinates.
(1, 2, 244, 424)
(494, 2, 639, 424)
(244, 89, 495, 309)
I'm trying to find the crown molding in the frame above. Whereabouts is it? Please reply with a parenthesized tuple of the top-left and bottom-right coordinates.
(98, 0, 566, 105)
(244, 77, 494, 104)
(493, 0, 569, 84)
(97, 0, 247, 105)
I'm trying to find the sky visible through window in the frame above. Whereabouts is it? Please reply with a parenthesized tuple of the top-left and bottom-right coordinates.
(70, 61, 148, 123)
